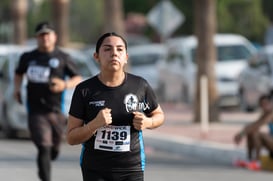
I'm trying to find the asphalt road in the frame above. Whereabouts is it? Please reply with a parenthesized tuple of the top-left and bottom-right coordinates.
(0, 139, 272, 181)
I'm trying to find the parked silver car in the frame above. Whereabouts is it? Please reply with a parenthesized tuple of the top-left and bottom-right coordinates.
(128, 43, 168, 97)
(238, 45, 273, 112)
(0, 46, 99, 138)
(0, 45, 33, 136)
(158, 34, 257, 107)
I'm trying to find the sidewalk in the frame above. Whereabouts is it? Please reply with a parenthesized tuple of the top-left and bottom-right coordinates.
(144, 103, 261, 163)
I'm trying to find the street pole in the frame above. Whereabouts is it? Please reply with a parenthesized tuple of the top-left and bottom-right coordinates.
(200, 75, 209, 137)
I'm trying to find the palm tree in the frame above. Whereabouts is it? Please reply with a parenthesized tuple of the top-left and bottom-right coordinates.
(11, 0, 28, 45)
(103, 0, 129, 70)
(51, 0, 70, 47)
(194, 0, 219, 123)
(103, 0, 125, 36)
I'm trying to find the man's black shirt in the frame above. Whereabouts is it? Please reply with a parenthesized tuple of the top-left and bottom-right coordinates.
(15, 48, 79, 113)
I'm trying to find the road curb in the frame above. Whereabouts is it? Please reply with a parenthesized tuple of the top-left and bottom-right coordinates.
(144, 131, 246, 164)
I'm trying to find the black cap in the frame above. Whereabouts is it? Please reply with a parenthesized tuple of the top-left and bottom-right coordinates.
(35, 21, 55, 35)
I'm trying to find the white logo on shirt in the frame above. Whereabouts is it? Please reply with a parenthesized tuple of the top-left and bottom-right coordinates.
(89, 100, 105, 107)
(124, 94, 138, 112)
(27, 65, 50, 83)
(124, 93, 151, 113)
(49, 58, 60, 68)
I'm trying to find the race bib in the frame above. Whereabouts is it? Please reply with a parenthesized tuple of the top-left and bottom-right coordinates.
(94, 125, 131, 152)
(27, 65, 50, 83)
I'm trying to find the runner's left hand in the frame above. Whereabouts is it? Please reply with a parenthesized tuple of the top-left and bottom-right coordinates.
(132, 112, 152, 130)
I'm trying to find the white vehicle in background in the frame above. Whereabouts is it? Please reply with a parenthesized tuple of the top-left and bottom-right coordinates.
(0, 46, 99, 138)
(158, 34, 257, 107)
(128, 43, 168, 98)
(238, 45, 273, 112)
(0, 44, 33, 135)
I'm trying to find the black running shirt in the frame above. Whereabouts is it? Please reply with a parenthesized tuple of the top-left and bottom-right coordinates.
(69, 73, 158, 172)
(15, 48, 79, 114)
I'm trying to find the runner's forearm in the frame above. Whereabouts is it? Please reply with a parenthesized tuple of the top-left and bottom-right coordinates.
(65, 75, 82, 89)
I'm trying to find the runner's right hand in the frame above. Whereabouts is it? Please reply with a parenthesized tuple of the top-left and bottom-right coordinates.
(95, 108, 112, 127)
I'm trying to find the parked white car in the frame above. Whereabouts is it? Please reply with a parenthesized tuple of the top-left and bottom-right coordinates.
(238, 45, 273, 112)
(0, 46, 99, 138)
(0, 45, 33, 135)
(158, 34, 257, 107)
(128, 43, 168, 97)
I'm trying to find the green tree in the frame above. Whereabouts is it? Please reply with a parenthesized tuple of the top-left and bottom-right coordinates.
(70, 0, 103, 44)
(0, 0, 12, 21)
(261, 0, 273, 21)
(170, 0, 194, 36)
(27, 1, 51, 37)
(124, 0, 269, 43)
(217, 0, 268, 43)
(25, 0, 103, 44)
(0, 0, 15, 42)
(1, 0, 270, 44)
(123, 0, 158, 14)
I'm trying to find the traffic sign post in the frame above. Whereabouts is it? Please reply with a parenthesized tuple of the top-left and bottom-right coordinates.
(147, 0, 185, 42)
